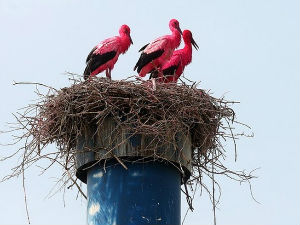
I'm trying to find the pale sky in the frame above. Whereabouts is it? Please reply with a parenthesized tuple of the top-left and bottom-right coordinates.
(0, 0, 299, 225)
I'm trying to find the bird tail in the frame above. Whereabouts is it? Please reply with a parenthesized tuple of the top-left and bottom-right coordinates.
(134, 55, 144, 72)
(83, 65, 91, 80)
(133, 62, 138, 72)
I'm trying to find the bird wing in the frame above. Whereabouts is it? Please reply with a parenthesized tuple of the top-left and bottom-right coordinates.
(160, 53, 182, 83)
(143, 37, 169, 54)
(138, 43, 149, 52)
(86, 37, 120, 63)
(162, 64, 179, 76)
(84, 37, 121, 79)
(94, 37, 121, 55)
(134, 50, 164, 73)
(84, 51, 117, 79)
(134, 37, 170, 72)
(86, 46, 97, 63)
(161, 53, 181, 74)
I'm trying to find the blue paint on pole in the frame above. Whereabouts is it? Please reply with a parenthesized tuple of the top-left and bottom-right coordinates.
(87, 160, 181, 225)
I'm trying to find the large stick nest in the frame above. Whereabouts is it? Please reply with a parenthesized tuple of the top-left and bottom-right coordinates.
(2, 76, 255, 212)
(39, 78, 230, 156)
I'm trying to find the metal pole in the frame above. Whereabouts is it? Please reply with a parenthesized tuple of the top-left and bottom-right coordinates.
(86, 160, 181, 225)
(76, 120, 192, 225)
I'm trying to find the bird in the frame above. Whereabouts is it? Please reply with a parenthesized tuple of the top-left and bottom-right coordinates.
(84, 24, 133, 80)
(151, 30, 199, 83)
(134, 19, 182, 78)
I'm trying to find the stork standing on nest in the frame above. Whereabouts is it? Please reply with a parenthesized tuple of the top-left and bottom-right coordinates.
(152, 30, 199, 83)
(134, 19, 182, 80)
(84, 25, 133, 80)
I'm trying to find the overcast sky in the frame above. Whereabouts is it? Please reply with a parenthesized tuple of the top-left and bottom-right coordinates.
(0, 0, 299, 225)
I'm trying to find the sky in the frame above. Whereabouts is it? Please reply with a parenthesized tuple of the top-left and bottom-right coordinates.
(0, 0, 299, 224)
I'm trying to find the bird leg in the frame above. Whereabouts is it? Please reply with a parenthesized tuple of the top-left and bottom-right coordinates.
(106, 69, 112, 80)
(151, 78, 156, 91)
(172, 71, 177, 83)
(109, 68, 112, 80)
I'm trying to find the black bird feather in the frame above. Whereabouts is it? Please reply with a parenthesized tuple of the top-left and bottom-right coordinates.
(84, 51, 117, 80)
(134, 50, 164, 73)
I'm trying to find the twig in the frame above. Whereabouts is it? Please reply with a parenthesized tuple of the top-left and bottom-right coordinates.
(13, 81, 58, 92)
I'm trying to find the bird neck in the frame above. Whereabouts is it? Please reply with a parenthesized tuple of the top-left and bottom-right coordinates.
(170, 29, 181, 49)
(182, 42, 192, 65)
(119, 34, 131, 53)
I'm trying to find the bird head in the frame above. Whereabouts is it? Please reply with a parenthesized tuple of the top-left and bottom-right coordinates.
(119, 24, 133, 44)
(169, 19, 182, 34)
(183, 30, 199, 50)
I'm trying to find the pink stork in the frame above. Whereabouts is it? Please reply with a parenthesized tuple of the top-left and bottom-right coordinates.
(134, 19, 182, 78)
(153, 30, 199, 83)
(84, 24, 133, 80)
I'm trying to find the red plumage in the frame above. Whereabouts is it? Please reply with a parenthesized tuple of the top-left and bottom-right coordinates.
(84, 25, 133, 80)
(158, 30, 199, 83)
(134, 19, 182, 78)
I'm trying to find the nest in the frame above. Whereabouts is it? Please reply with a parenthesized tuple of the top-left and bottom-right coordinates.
(2, 76, 255, 214)
(39, 78, 229, 157)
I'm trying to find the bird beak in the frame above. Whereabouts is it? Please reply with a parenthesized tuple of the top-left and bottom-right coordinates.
(177, 26, 183, 35)
(129, 35, 133, 44)
(191, 37, 199, 50)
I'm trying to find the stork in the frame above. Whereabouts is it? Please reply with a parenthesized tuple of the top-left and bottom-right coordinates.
(134, 19, 182, 78)
(152, 30, 199, 83)
(84, 25, 133, 80)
